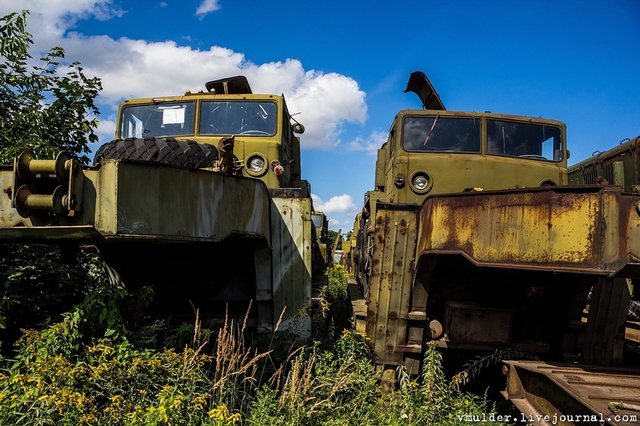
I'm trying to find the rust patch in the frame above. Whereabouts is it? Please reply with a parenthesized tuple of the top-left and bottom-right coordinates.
(417, 188, 616, 268)
(389, 311, 398, 320)
(396, 259, 403, 267)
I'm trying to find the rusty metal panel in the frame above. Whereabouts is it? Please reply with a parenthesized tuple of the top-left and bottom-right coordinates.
(270, 196, 313, 338)
(416, 186, 640, 276)
(0, 160, 272, 243)
(504, 360, 640, 426)
(444, 302, 513, 344)
(366, 205, 419, 365)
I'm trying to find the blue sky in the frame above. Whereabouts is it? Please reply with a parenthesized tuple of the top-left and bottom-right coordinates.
(1, 0, 639, 230)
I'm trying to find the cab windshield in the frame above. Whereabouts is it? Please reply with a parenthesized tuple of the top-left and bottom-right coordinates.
(402, 116, 563, 162)
(403, 116, 481, 153)
(487, 119, 563, 162)
(200, 101, 277, 136)
(120, 102, 196, 138)
(119, 100, 278, 139)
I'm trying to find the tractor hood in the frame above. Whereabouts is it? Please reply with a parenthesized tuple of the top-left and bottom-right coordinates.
(404, 71, 445, 110)
(205, 76, 253, 94)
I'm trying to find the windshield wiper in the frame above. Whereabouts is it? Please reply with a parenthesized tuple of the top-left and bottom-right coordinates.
(423, 115, 439, 146)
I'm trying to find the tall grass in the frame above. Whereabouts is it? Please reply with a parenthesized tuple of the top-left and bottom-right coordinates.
(0, 264, 510, 425)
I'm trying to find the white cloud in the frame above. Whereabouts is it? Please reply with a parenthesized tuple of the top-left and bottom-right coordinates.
(0, 1, 125, 40)
(325, 218, 357, 232)
(311, 194, 357, 215)
(287, 72, 367, 148)
(0, 2, 367, 149)
(347, 130, 387, 154)
(94, 117, 117, 144)
(195, 0, 221, 18)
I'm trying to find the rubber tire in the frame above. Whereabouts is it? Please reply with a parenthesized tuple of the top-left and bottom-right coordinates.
(93, 137, 218, 169)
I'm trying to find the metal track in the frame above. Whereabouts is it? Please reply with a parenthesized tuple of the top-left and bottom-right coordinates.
(503, 360, 640, 426)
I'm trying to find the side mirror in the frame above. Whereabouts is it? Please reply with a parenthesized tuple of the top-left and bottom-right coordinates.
(292, 123, 305, 134)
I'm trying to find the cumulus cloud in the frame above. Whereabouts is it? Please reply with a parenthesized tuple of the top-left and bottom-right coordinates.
(0, 1, 367, 149)
(347, 130, 388, 154)
(328, 218, 356, 229)
(287, 72, 367, 148)
(0, 0, 125, 40)
(311, 194, 357, 215)
(92, 117, 117, 147)
(195, 0, 221, 18)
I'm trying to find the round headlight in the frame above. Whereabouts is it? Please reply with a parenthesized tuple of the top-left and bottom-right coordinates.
(412, 174, 429, 190)
(410, 172, 432, 194)
(245, 154, 267, 176)
(249, 156, 265, 172)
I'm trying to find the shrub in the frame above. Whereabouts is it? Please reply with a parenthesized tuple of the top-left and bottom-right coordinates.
(0, 306, 264, 425)
(313, 264, 350, 348)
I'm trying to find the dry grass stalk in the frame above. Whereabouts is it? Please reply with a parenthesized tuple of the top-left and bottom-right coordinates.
(268, 345, 304, 390)
(278, 352, 317, 413)
(273, 306, 285, 333)
(210, 301, 271, 407)
(307, 369, 351, 415)
(257, 306, 289, 387)
(181, 309, 210, 379)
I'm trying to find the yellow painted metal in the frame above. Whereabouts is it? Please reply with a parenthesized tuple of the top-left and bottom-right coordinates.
(416, 186, 640, 275)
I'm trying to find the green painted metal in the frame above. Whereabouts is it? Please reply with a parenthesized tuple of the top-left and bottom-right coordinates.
(1, 159, 271, 243)
(271, 196, 314, 337)
(371, 111, 568, 208)
(116, 91, 303, 190)
(568, 136, 640, 192)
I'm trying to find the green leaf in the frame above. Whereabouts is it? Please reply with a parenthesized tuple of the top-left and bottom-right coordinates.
(0, 10, 101, 165)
